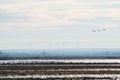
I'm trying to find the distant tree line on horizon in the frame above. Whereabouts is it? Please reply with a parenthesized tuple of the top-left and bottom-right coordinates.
(0, 50, 120, 60)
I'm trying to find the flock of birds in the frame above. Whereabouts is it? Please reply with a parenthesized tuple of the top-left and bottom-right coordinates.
(91, 28, 106, 32)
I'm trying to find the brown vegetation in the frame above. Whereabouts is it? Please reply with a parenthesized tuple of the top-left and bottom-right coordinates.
(0, 63, 119, 80)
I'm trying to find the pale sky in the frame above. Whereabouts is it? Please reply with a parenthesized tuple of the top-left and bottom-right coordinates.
(0, 0, 120, 49)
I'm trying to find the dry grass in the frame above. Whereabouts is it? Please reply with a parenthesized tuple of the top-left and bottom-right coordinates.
(0, 63, 119, 80)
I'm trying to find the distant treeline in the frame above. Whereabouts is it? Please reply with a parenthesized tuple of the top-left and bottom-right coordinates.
(0, 49, 120, 60)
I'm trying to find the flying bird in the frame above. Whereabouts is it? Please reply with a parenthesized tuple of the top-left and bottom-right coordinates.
(91, 28, 106, 32)
(97, 30, 101, 32)
(102, 28, 106, 31)
(92, 30, 96, 32)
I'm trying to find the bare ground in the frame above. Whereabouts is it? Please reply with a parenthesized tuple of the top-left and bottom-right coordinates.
(0, 63, 119, 80)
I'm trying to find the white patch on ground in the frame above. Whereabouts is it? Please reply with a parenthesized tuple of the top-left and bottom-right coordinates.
(0, 74, 119, 79)
(1, 59, 120, 64)
(2, 68, 120, 71)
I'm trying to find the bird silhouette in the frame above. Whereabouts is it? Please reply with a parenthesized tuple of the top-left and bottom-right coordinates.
(102, 28, 106, 31)
(92, 30, 96, 32)
(91, 28, 106, 32)
(97, 30, 101, 32)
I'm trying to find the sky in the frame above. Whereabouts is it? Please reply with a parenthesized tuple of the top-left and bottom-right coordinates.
(0, 0, 120, 49)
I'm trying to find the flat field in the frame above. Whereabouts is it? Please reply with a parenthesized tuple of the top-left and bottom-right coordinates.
(0, 59, 119, 80)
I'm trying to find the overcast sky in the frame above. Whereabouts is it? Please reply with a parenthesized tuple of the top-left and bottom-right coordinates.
(0, 0, 120, 49)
